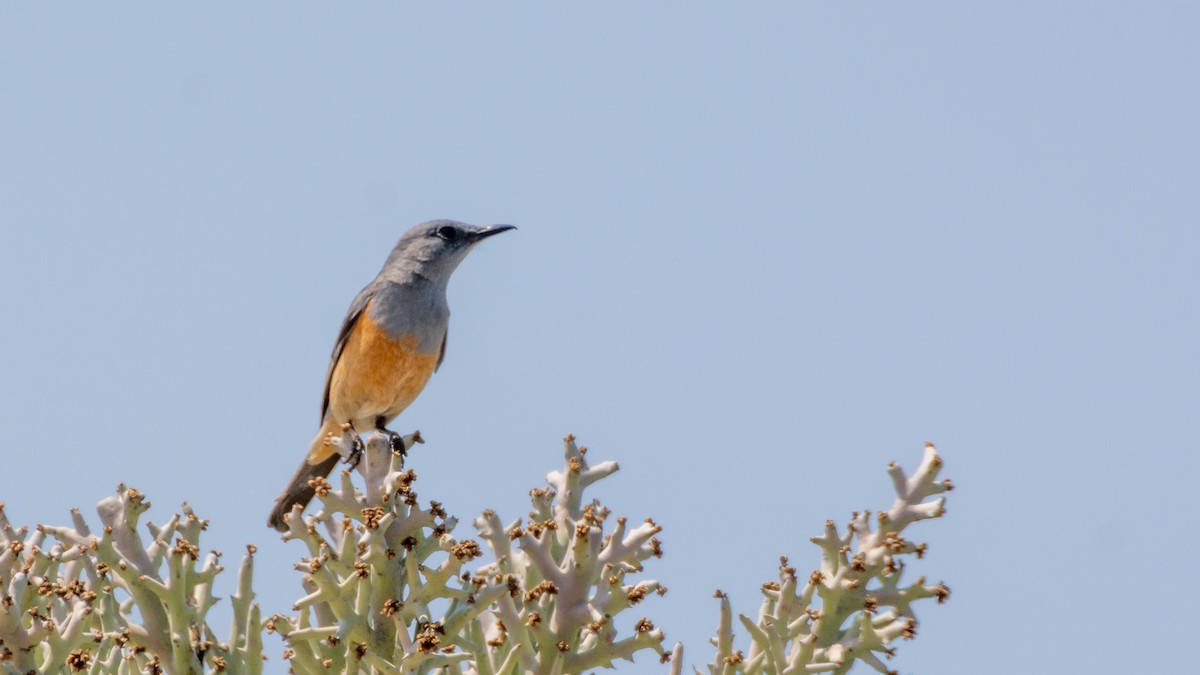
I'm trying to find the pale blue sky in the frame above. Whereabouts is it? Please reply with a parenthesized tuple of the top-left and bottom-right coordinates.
(2, 3, 1197, 673)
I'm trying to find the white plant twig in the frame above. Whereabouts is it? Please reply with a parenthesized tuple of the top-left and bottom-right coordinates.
(0, 437, 950, 675)
(703, 442, 952, 675)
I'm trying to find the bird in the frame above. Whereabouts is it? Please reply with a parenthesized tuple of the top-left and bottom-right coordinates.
(268, 219, 515, 531)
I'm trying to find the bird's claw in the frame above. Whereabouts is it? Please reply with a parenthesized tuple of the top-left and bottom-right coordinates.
(386, 430, 407, 457)
(343, 431, 365, 467)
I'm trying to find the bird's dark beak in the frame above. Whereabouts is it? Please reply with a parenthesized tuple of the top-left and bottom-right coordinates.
(470, 224, 517, 242)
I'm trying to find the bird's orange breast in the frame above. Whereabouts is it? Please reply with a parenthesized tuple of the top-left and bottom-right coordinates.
(326, 311, 441, 426)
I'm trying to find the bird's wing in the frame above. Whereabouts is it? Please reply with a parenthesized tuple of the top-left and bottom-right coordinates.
(436, 329, 447, 372)
(320, 285, 375, 420)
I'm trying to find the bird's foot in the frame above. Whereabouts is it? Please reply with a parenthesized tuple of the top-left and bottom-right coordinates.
(343, 425, 365, 467)
(383, 429, 407, 458)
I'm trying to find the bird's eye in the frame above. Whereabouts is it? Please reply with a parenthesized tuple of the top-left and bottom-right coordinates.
(435, 225, 458, 241)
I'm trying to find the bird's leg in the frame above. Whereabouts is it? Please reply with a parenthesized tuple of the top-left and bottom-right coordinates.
(376, 417, 407, 458)
(342, 421, 365, 466)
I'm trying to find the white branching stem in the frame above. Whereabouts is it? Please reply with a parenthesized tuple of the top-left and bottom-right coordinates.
(0, 488, 260, 674)
(0, 435, 949, 675)
(268, 432, 671, 674)
(704, 442, 952, 675)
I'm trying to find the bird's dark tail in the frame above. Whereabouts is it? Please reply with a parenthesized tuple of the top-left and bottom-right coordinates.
(268, 422, 343, 532)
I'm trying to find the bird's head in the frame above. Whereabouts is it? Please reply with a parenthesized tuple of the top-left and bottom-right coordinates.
(383, 220, 516, 285)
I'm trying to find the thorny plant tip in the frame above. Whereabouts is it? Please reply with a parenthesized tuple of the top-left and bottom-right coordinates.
(0, 436, 950, 674)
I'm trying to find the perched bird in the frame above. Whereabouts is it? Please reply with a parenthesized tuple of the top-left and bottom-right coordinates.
(268, 220, 514, 531)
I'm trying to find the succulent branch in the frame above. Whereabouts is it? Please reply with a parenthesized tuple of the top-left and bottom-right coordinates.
(0, 489, 259, 674)
(0, 436, 950, 675)
(267, 432, 670, 673)
(703, 442, 952, 675)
